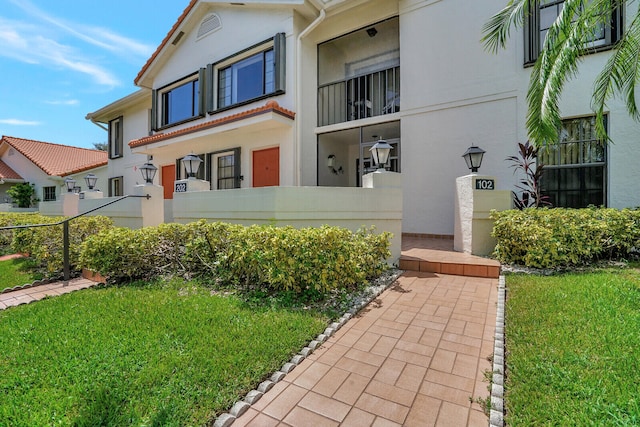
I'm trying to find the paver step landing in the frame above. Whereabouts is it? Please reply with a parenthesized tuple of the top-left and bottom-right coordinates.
(399, 235, 500, 279)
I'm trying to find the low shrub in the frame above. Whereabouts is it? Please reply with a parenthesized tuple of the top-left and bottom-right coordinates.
(11, 215, 114, 276)
(80, 221, 391, 294)
(0, 213, 57, 255)
(491, 207, 640, 268)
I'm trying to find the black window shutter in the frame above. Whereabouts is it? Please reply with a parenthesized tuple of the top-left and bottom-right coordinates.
(234, 147, 242, 188)
(151, 89, 158, 131)
(274, 32, 286, 93)
(206, 64, 214, 113)
(117, 116, 123, 156)
(198, 67, 206, 117)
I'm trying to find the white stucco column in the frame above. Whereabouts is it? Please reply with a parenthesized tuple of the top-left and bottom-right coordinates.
(454, 175, 512, 256)
(134, 184, 164, 228)
(362, 170, 403, 189)
(60, 192, 79, 217)
(362, 171, 403, 265)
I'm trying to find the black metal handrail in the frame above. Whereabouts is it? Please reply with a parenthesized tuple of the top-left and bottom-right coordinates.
(0, 194, 151, 282)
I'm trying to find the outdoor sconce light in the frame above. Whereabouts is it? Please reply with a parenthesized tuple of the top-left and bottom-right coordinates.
(64, 177, 76, 193)
(327, 155, 343, 175)
(370, 137, 392, 170)
(462, 145, 486, 173)
(366, 27, 378, 37)
(84, 173, 98, 190)
(182, 153, 203, 179)
(139, 162, 158, 184)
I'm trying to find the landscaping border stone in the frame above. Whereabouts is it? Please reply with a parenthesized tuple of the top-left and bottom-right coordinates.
(490, 275, 506, 427)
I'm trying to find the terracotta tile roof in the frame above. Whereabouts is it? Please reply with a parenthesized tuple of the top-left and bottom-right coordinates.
(1, 136, 108, 177)
(129, 100, 295, 148)
(0, 159, 22, 180)
(134, 0, 198, 86)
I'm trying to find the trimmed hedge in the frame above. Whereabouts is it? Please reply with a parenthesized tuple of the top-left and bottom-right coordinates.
(0, 212, 52, 252)
(491, 208, 640, 268)
(80, 221, 391, 293)
(11, 215, 114, 275)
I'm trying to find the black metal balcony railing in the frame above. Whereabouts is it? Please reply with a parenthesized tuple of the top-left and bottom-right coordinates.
(318, 66, 400, 127)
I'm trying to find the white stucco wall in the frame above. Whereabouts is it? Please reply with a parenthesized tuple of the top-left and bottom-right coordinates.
(93, 0, 640, 237)
(172, 185, 403, 265)
(104, 96, 154, 194)
(1, 148, 54, 204)
(367, 0, 640, 234)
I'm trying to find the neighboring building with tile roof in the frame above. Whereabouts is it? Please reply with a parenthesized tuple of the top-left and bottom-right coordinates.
(85, 0, 640, 237)
(0, 136, 107, 207)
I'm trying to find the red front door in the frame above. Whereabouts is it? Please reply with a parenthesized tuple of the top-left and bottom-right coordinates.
(253, 147, 279, 187)
(162, 164, 175, 199)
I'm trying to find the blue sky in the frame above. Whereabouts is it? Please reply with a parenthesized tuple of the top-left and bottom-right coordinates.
(0, 0, 188, 149)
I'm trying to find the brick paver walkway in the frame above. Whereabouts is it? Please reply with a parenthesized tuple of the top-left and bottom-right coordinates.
(0, 278, 97, 310)
(235, 271, 498, 426)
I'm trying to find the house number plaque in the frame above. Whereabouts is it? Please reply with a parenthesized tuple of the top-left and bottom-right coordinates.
(475, 179, 495, 190)
(175, 182, 187, 193)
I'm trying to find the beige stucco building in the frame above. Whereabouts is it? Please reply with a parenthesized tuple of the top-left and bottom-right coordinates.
(85, 0, 640, 237)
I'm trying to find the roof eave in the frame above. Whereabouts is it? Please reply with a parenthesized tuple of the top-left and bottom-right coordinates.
(129, 100, 295, 149)
(134, 0, 317, 88)
(63, 162, 109, 177)
(85, 89, 151, 123)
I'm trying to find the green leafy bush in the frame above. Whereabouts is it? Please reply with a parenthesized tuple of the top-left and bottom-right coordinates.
(11, 215, 114, 275)
(0, 213, 56, 254)
(7, 182, 37, 208)
(80, 221, 391, 294)
(491, 208, 640, 268)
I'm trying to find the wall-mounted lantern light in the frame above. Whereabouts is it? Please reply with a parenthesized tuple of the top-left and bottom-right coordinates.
(84, 173, 98, 190)
(182, 153, 203, 179)
(140, 162, 158, 184)
(370, 137, 392, 170)
(462, 145, 486, 173)
(64, 177, 76, 193)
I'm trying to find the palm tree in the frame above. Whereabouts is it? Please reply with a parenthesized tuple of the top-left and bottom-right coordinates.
(482, 0, 640, 148)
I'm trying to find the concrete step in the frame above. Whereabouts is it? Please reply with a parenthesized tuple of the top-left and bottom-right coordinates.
(400, 235, 500, 279)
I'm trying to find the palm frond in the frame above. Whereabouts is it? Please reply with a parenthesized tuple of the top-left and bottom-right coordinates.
(526, 0, 583, 148)
(481, 0, 532, 53)
(526, 0, 602, 147)
(592, 6, 640, 140)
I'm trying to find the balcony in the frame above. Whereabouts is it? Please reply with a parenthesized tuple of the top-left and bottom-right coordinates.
(318, 66, 400, 127)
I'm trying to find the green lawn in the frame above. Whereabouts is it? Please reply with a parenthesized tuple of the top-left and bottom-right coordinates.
(0, 257, 43, 291)
(505, 270, 640, 425)
(0, 280, 328, 426)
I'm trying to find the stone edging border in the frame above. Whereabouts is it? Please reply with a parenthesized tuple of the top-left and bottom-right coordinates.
(212, 270, 404, 427)
(490, 275, 506, 427)
(0, 268, 104, 296)
(0, 278, 59, 295)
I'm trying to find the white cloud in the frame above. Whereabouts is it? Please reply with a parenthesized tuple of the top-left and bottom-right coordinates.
(0, 22, 40, 64)
(82, 27, 155, 57)
(44, 99, 79, 106)
(0, 0, 155, 88)
(0, 19, 121, 87)
(0, 119, 41, 126)
(8, 0, 154, 57)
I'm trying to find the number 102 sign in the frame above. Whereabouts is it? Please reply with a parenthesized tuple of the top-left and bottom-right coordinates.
(475, 178, 495, 190)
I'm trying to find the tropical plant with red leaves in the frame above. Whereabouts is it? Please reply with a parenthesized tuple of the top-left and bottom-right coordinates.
(507, 141, 551, 209)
